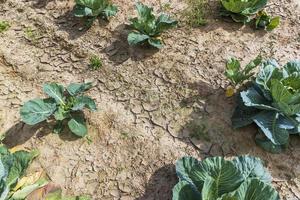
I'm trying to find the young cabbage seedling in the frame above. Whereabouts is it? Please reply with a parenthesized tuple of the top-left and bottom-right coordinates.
(20, 82, 97, 137)
(73, 0, 118, 26)
(128, 2, 178, 49)
(0, 21, 10, 33)
(225, 55, 262, 97)
(255, 11, 280, 31)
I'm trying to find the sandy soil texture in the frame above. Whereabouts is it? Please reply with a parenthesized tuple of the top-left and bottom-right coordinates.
(0, 0, 300, 199)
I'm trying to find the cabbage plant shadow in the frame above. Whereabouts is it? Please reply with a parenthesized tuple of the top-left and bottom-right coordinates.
(103, 24, 159, 65)
(176, 80, 242, 157)
(55, 9, 110, 40)
(3, 120, 84, 148)
(135, 164, 177, 200)
(3, 122, 50, 148)
(29, 0, 55, 8)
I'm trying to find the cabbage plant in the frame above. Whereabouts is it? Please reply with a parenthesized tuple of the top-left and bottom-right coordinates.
(220, 0, 268, 23)
(128, 2, 177, 49)
(74, 0, 118, 20)
(20, 82, 97, 137)
(232, 60, 300, 153)
(225, 55, 262, 87)
(173, 156, 279, 200)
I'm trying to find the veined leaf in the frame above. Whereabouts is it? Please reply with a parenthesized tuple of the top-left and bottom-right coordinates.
(68, 116, 87, 137)
(72, 96, 97, 111)
(221, 0, 267, 14)
(148, 38, 163, 48)
(135, 2, 155, 22)
(232, 104, 258, 128)
(226, 178, 279, 200)
(74, 0, 114, 17)
(192, 157, 244, 196)
(232, 156, 271, 183)
(20, 99, 57, 125)
(255, 132, 285, 153)
(256, 62, 278, 91)
(128, 2, 176, 48)
(240, 87, 276, 111)
(66, 82, 92, 96)
(270, 79, 293, 104)
(173, 156, 279, 200)
(43, 83, 65, 105)
(103, 4, 118, 17)
(253, 111, 289, 145)
(155, 14, 177, 33)
(201, 176, 218, 200)
(128, 32, 149, 45)
(172, 181, 201, 200)
(283, 60, 300, 77)
(175, 156, 201, 191)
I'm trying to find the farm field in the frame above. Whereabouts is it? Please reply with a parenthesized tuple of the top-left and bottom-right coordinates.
(0, 0, 300, 199)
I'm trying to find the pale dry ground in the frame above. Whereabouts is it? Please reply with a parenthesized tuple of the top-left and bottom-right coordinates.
(0, 0, 300, 199)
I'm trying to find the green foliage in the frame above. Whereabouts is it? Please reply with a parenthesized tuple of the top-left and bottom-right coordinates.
(0, 145, 38, 200)
(73, 0, 118, 20)
(225, 55, 262, 86)
(183, 0, 208, 27)
(24, 27, 41, 42)
(128, 2, 178, 49)
(255, 11, 280, 31)
(220, 0, 280, 30)
(20, 82, 97, 137)
(0, 21, 10, 33)
(220, 0, 268, 23)
(232, 60, 300, 153)
(172, 155, 279, 200)
(89, 55, 102, 70)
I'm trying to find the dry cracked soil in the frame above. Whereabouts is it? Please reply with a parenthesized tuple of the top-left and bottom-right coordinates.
(0, 0, 300, 199)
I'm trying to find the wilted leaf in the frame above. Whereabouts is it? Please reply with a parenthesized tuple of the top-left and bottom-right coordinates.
(12, 178, 48, 199)
(13, 171, 44, 191)
(226, 86, 235, 97)
(26, 183, 61, 200)
(9, 145, 29, 154)
(6, 150, 39, 187)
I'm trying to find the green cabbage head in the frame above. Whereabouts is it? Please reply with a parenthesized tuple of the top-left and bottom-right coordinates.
(220, 0, 268, 22)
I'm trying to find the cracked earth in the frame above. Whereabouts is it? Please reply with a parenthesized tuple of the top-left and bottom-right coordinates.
(0, 0, 300, 199)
